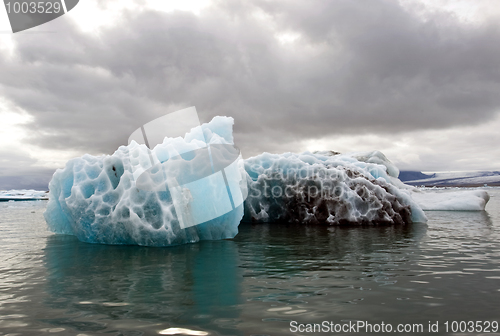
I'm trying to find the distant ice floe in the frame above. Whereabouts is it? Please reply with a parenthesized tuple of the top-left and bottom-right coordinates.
(42, 115, 491, 246)
(410, 189, 490, 211)
(0, 189, 48, 201)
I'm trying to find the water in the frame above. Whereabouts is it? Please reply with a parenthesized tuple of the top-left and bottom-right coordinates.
(1, 188, 499, 335)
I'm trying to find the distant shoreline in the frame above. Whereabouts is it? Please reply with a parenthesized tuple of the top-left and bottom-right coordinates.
(0, 197, 49, 202)
(407, 183, 500, 188)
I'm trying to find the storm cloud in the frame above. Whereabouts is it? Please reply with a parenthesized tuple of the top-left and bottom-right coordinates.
(1, 0, 500, 188)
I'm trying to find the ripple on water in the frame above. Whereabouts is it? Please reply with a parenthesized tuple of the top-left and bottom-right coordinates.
(0, 190, 499, 334)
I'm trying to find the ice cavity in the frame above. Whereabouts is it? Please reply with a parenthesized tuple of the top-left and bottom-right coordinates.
(410, 189, 490, 211)
(243, 151, 427, 225)
(44, 116, 245, 246)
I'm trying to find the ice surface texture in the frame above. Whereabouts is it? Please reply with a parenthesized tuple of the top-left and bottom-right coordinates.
(243, 151, 427, 225)
(45, 116, 431, 246)
(44, 117, 244, 246)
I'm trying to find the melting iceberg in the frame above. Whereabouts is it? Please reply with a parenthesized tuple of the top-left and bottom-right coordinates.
(45, 113, 491, 247)
(44, 115, 428, 247)
(243, 150, 427, 225)
(44, 115, 246, 246)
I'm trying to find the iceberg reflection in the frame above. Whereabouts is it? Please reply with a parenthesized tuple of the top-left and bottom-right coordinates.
(43, 235, 243, 334)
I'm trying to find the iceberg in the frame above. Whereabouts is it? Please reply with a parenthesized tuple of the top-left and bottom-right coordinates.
(44, 116, 246, 246)
(44, 113, 491, 247)
(243, 150, 427, 225)
(410, 189, 490, 211)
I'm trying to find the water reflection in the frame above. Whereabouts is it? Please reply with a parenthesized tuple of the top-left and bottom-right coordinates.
(427, 209, 494, 230)
(236, 222, 427, 276)
(43, 236, 243, 334)
(1, 194, 498, 335)
(233, 214, 500, 335)
(231, 223, 432, 334)
(41, 223, 428, 334)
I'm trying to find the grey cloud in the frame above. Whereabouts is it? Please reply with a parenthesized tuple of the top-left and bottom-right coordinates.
(0, 150, 53, 189)
(1, 0, 500, 167)
(0, 173, 52, 190)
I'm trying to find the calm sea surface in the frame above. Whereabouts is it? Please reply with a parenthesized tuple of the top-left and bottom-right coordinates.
(1, 188, 499, 336)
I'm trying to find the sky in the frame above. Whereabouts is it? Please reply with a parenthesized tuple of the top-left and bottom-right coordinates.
(1, 0, 500, 190)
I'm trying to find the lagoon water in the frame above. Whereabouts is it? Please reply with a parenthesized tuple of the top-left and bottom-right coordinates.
(1, 188, 499, 335)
